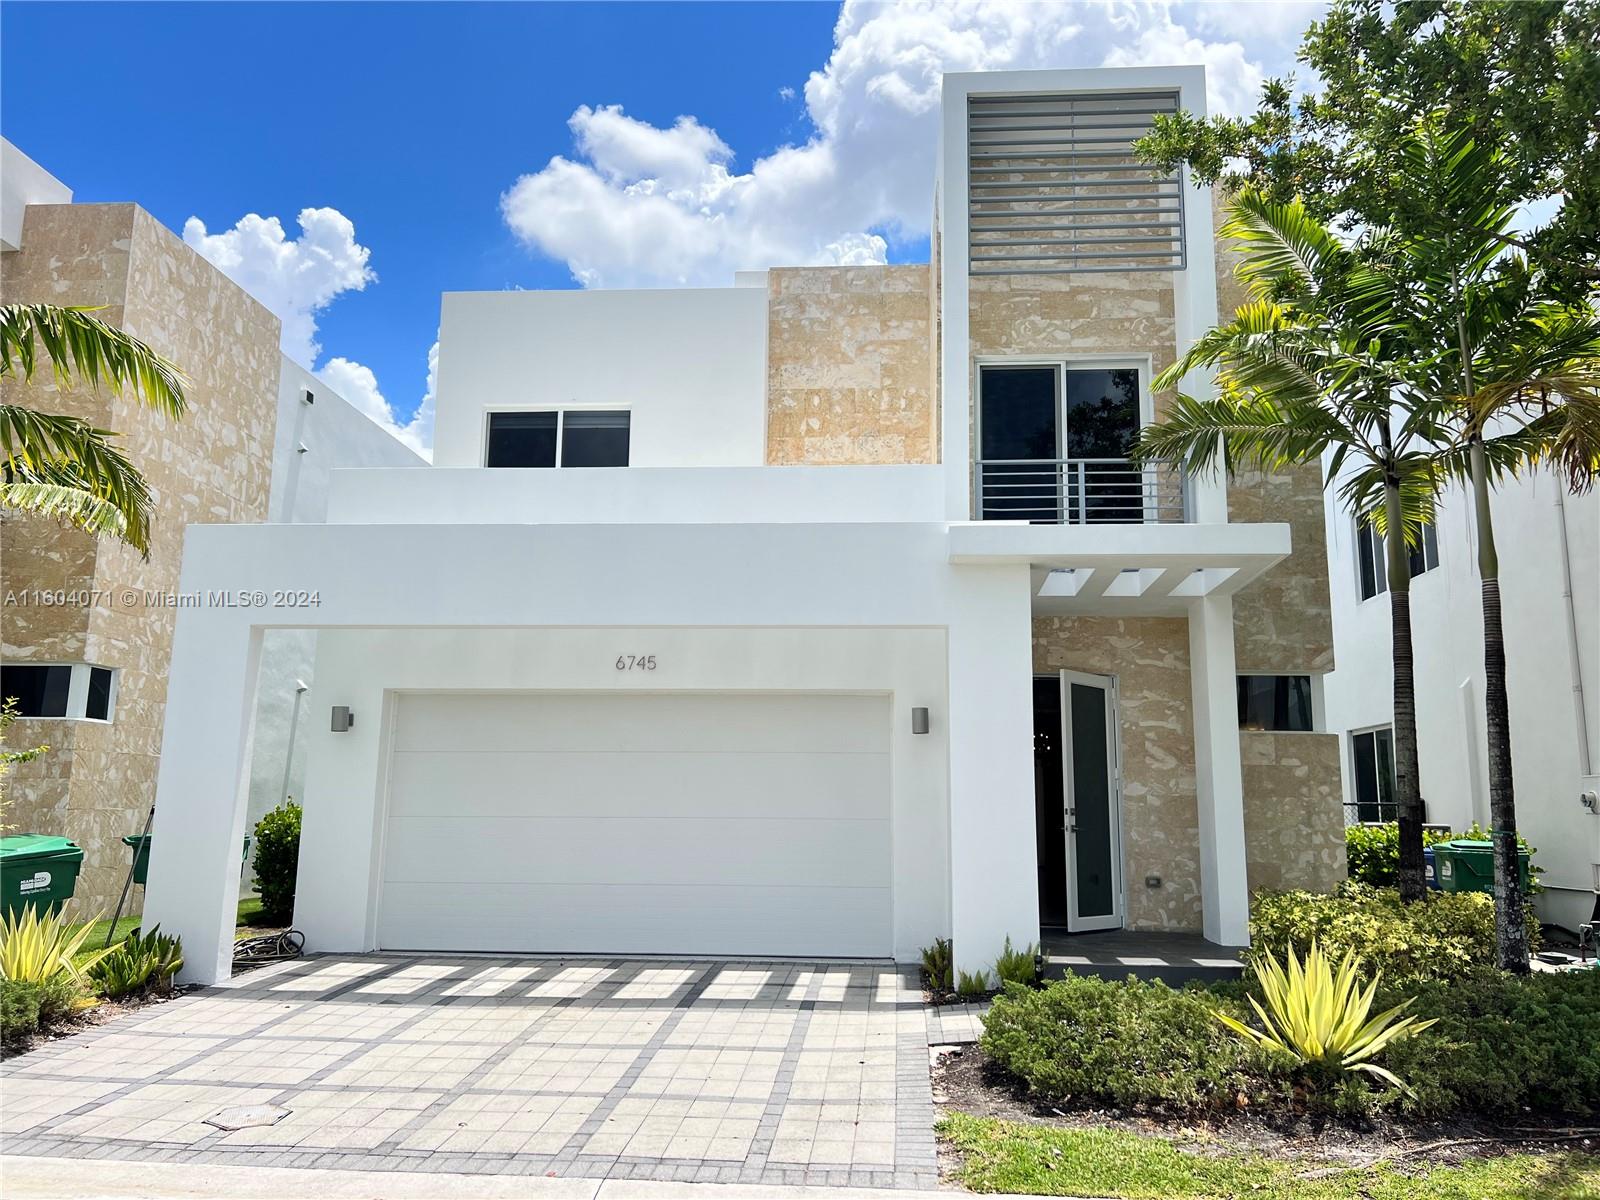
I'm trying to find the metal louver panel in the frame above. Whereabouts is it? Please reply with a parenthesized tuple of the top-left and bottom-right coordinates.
(967, 91, 1185, 275)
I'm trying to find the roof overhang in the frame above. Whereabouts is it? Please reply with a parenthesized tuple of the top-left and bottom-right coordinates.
(947, 520, 1292, 616)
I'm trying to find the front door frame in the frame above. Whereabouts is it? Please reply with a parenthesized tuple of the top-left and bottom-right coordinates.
(1061, 669, 1126, 932)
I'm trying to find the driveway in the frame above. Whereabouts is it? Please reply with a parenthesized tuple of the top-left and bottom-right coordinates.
(2, 955, 943, 1189)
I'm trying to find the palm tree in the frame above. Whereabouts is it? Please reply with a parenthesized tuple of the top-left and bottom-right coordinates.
(1398, 123, 1600, 971)
(1135, 191, 1443, 901)
(1, 303, 187, 556)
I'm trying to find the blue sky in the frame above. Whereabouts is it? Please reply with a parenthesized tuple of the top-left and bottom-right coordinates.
(1, 2, 1315, 452)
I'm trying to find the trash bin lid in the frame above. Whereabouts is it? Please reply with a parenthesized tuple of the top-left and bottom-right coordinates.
(1442, 839, 1494, 851)
(0, 834, 83, 862)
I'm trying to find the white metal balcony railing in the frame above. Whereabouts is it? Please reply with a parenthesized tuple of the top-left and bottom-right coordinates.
(974, 457, 1190, 524)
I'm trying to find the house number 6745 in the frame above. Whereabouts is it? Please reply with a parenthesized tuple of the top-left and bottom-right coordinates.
(615, 655, 657, 671)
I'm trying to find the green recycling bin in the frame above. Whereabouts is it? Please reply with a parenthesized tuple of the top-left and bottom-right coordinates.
(121, 833, 251, 886)
(1432, 838, 1531, 894)
(0, 835, 86, 919)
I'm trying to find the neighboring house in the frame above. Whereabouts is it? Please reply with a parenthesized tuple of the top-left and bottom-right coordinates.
(0, 139, 424, 914)
(142, 67, 1343, 986)
(1321, 467, 1600, 933)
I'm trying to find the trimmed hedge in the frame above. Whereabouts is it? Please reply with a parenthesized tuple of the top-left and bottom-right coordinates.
(0, 975, 79, 1045)
(1344, 821, 1539, 889)
(252, 800, 302, 924)
(980, 975, 1272, 1112)
(1250, 883, 1539, 983)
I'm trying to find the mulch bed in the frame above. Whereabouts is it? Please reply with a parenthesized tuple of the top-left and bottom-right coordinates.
(931, 1041, 1600, 1171)
(0, 983, 189, 1060)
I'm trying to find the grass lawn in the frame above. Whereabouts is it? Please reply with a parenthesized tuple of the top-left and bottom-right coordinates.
(68, 894, 271, 964)
(938, 1113, 1600, 1200)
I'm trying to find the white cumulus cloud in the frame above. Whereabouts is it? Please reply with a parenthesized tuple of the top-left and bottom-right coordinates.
(316, 340, 437, 460)
(182, 207, 375, 367)
(501, 0, 1306, 288)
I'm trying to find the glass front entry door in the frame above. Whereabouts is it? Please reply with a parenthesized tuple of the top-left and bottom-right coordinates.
(1061, 671, 1124, 931)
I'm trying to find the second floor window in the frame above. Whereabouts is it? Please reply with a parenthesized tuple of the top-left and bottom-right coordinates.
(486, 410, 630, 468)
(1356, 517, 1439, 601)
(2, 663, 117, 722)
(1236, 674, 1314, 732)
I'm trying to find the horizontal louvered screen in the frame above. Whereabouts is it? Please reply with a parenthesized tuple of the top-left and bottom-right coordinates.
(967, 90, 1185, 275)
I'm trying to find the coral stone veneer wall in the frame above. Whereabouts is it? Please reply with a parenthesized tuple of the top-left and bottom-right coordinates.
(1241, 731, 1347, 893)
(765, 265, 936, 465)
(0, 204, 281, 911)
(1033, 615, 1203, 932)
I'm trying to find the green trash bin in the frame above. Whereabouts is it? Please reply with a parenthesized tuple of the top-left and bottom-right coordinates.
(1433, 838, 1532, 894)
(122, 833, 252, 886)
(0, 835, 86, 919)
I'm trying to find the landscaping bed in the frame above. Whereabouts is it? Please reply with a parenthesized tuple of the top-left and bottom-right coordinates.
(933, 885, 1600, 1197)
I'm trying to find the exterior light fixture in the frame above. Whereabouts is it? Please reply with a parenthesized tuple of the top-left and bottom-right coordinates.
(330, 706, 355, 733)
(911, 707, 930, 735)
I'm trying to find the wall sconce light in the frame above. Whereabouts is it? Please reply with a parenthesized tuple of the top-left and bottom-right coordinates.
(330, 706, 355, 733)
(911, 707, 930, 735)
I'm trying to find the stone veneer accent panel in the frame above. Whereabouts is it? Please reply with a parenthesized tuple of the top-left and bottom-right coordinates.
(1033, 616, 1203, 933)
(765, 265, 935, 465)
(1241, 731, 1347, 894)
(1, 203, 281, 911)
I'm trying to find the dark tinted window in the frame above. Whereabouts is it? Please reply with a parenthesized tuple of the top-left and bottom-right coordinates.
(561, 410, 630, 467)
(1351, 727, 1397, 823)
(1357, 518, 1438, 600)
(980, 367, 1057, 460)
(86, 667, 114, 721)
(486, 411, 557, 467)
(1237, 675, 1314, 732)
(1, 665, 72, 717)
(1064, 368, 1140, 458)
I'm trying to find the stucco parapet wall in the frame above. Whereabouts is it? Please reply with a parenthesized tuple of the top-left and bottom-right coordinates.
(165, 520, 982, 631)
(324, 464, 945, 524)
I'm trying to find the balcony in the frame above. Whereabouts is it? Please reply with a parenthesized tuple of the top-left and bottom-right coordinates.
(974, 456, 1188, 524)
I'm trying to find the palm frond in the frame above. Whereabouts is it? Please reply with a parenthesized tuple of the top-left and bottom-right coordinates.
(0, 303, 188, 419)
(0, 404, 153, 554)
(1221, 190, 1349, 299)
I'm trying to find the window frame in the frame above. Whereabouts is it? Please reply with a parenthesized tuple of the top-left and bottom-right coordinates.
(0, 662, 119, 723)
(1355, 517, 1441, 602)
(1348, 724, 1398, 824)
(482, 406, 632, 469)
(1235, 672, 1318, 733)
(974, 355, 1155, 466)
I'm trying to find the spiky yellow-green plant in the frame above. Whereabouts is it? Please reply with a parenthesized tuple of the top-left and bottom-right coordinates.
(1212, 942, 1435, 1089)
(0, 904, 113, 983)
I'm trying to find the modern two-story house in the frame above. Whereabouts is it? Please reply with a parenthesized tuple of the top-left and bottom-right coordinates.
(141, 66, 1345, 986)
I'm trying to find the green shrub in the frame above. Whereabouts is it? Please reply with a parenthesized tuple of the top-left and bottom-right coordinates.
(957, 968, 991, 998)
(1345, 821, 1539, 889)
(1, 974, 81, 1044)
(921, 938, 952, 991)
(1250, 883, 1538, 983)
(982, 975, 1269, 1112)
(1379, 968, 1600, 1118)
(252, 800, 302, 924)
(993, 937, 1038, 988)
(88, 926, 183, 999)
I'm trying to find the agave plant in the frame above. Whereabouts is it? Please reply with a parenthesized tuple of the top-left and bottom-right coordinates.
(0, 904, 112, 983)
(1213, 942, 1435, 1088)
(88, 925, 184, 999)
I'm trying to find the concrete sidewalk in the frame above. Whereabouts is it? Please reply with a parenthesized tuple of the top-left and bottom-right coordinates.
(1, 1155, 1002, 1199)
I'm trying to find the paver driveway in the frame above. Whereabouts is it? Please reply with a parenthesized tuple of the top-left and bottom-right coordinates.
(1, 955, 942, 1189)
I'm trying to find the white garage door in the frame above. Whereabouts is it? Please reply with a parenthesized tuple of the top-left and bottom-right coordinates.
(377, 692, 892, 957)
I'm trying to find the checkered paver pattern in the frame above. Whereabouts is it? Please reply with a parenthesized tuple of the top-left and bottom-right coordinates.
(0, 955, 940, 1188)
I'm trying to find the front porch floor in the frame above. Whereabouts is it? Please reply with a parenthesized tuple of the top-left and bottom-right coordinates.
(1041, 928, 1246, 985)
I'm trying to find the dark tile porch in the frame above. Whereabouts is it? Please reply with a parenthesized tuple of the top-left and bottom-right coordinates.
(1041, 928, 1246, 984)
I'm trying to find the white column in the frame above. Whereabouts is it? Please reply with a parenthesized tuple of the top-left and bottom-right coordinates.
(142, 617, 263, 985)
(947, 563, 1039, 977)
(1187, 593, 1251, 946)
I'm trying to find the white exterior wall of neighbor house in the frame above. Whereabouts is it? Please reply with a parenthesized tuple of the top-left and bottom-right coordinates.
(0, 138, 72, 250)
(243, 358, 426, 840)
(430, 287, 768, 468)
(1322, 469, 1600, 931)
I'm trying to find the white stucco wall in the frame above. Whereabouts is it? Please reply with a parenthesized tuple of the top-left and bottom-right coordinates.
(430, 287, 768, 469)
(244, 358, 426, 840)
(1322, 468, 1600, 929)
(0, 138, 72, 251)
